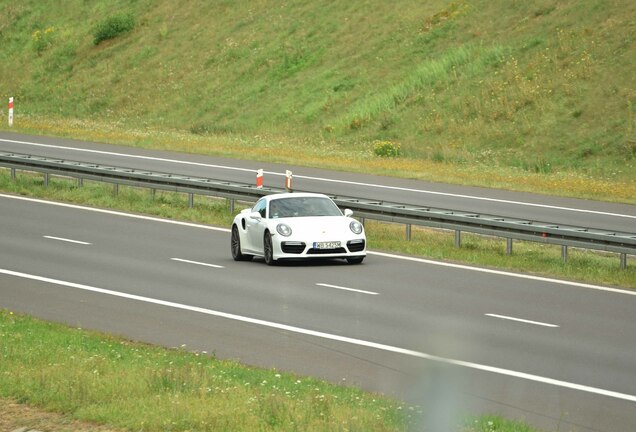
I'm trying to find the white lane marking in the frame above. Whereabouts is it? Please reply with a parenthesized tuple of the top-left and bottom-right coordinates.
(1, 267, 635, 403)
(367, 251, 636, 296)
(294, 174, 636, 220)
(43, 236, 91, 245)
(171, 258, 224, 269)
(1, 194, 231, 232)
(0, 138, 255, 173)
(316, 283, 378, 296)
(2, 194, 634, 296)
(3, 138, 634, 220)
(486, 313, 559, 328)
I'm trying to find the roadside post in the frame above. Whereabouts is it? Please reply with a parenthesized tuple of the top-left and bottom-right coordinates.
(285, 170, 293, 192)
(8, 97, 13, 127)
(256, 168, 263, 189)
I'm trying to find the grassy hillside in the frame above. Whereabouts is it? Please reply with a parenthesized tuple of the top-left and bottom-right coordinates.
(0, 0, 635, 201)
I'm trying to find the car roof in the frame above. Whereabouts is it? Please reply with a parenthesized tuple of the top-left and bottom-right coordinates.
(265, 192, 330, 201)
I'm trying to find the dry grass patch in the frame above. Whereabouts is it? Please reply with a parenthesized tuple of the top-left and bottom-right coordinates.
(0, 398, 124, 432)
(6, 115, 636, 204)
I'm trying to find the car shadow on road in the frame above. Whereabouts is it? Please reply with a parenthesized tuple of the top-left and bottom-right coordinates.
(253, 258, 365, 267)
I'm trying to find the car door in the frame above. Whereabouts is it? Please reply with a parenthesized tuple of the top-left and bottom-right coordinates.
(245, 198, 267, 253)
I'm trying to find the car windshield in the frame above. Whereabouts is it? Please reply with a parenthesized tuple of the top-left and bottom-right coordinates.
(269, 197, 342, 218)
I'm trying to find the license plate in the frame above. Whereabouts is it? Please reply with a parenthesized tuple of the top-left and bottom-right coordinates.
(313, 241, 341, 249)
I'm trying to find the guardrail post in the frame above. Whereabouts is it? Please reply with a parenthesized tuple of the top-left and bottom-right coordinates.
(406, 224, 412, 241)
(285, 170, 293, 192)
(11, 168, 15, 179)
(8, 97, 14, 127)
(229, 198, 235, 214)
(506, 238, 513, 255)
(562, 245, 568, 262)
(620, 253, 627, 270)
(360, 217, 365, 226)
(455, 230, 461, 248)
(151, 188, 156, 199)
(114, 183, 118, 196)
(78, 178, 83, 187)
(44, 173, 49, 187)
(256, 169, 263, 189)
(188, 193, 194, 208)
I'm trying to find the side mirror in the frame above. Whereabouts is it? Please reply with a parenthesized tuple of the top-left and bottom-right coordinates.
(250, 212, 262, 221)
(344, 209, 353, 217)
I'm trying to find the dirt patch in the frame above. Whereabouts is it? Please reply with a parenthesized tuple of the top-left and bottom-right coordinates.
(0, 398, 123, 432)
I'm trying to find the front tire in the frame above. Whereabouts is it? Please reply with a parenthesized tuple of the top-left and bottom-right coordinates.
(231, 225, 252, 261)
(263, 231, 277, 266)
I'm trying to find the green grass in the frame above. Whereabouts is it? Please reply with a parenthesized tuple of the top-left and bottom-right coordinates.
(0, 311, 413, 431)
(0, 0, 634, 202)
(2, 169, 634, 289)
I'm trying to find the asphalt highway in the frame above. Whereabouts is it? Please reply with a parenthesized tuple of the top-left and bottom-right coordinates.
(2, 131, 636, 233)
(1, 193, 635, 431)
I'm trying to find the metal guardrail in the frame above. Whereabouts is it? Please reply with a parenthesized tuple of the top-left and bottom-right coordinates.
(1, 152, 634, 268)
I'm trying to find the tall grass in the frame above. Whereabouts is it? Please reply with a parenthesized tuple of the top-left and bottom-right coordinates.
(92, 13, 135, 45)
(0, 0, 634, 189)
(339, 45, 476, 130)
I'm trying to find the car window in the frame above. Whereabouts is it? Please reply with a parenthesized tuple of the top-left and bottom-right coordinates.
(269, 200, 283, 219)
(269, 197, 342, 218)
(253, 199, 267, 218)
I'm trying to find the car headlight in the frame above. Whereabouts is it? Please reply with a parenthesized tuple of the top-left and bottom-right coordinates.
(349, 220, 363, 235)
(276, 223, 292, 237)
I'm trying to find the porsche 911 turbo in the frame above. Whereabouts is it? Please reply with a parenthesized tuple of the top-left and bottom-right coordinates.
(230, 193, 366, 265)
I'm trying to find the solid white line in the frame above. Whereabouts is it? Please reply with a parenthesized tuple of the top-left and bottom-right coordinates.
(2, 193, 634, 296)
(43, 236, 91, 245)
(0, 138, 255, 173)
(486, 313, 559, 328)
(1, 194, 231, 232)
(316, 283, 379, 295)
(171, 258, 224, 269)
(3, 137, 634, 220)
(1, 267, 635, 403)
(367, 251, 636, 296)
(294, 174, 636, 220)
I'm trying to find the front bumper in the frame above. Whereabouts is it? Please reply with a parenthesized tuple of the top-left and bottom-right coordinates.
(275, 238, 366, 259)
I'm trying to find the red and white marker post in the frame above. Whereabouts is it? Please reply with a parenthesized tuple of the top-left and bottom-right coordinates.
(285, 170, 293, 192)
(256, 168, 264, 189)
(8, 97, 14, 127)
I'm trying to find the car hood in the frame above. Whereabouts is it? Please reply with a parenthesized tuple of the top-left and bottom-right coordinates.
(273, 216, 356, 238)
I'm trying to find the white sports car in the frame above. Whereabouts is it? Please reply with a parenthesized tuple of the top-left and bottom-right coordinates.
(231, 193, 366, 265)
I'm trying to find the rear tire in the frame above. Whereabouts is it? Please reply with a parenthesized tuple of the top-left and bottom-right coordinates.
(346, 256, 364, 264)
(264, 231, 277, 266)
(231, 225, 252, 261)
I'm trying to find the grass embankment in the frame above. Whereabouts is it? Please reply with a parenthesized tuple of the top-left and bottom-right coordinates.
(0, 310, 538, 432)
(2, 170, 634, 289)
(0, 0, 635, 201)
